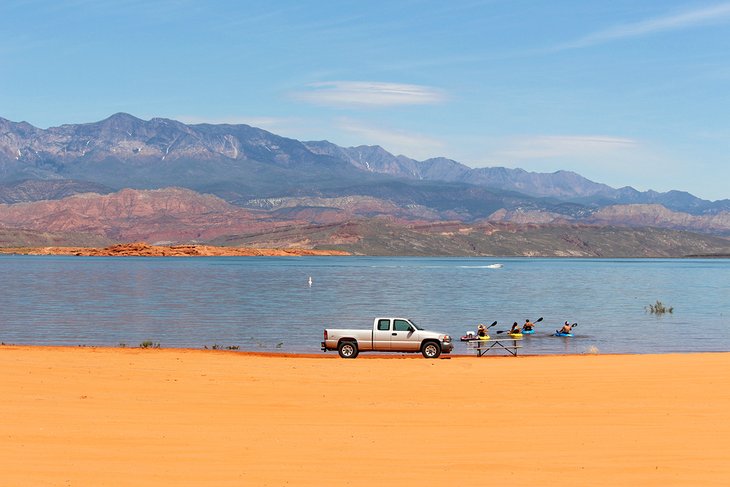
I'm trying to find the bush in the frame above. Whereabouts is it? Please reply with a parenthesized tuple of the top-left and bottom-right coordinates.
(139, 340, 160, 348)
(206, 344, 240, 350)
(646, 300, 673, 314)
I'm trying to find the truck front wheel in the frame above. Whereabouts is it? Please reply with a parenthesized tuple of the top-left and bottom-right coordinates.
(338, 341, 359, 359)
(421, 341, 441, 359)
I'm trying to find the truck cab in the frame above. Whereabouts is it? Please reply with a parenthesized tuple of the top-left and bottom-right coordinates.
(373, 317, 423, 352)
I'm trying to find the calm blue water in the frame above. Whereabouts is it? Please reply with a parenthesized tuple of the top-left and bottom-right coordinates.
(1, 255, 728, 355)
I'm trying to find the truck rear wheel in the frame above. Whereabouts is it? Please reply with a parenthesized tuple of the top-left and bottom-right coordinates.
(338, 341, 359, 359)
(421, 341, 441, 359)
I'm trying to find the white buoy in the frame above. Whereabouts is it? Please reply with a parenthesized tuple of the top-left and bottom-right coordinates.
(308, 276, 313, 287)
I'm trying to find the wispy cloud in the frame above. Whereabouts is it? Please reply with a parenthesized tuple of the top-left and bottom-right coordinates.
(496, 135, 638, 159)
(556, 2, 730, 50)
(336, 118, 445, 159)
(292, 81, 447, 107)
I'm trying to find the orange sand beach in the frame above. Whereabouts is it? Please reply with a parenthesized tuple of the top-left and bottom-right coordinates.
(1, 346, 729, 486)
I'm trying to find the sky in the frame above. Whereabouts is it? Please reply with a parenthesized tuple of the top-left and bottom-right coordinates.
(1, 1, 729, 200)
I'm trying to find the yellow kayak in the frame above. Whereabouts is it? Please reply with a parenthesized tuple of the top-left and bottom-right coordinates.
(508, 332, 523, 338)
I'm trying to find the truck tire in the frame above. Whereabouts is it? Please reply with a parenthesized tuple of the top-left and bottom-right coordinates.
(421, 341, 441, 359)
(338, 341, 359, 359)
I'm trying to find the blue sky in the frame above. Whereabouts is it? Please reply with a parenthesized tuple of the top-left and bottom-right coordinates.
(1, 1, 729, 200)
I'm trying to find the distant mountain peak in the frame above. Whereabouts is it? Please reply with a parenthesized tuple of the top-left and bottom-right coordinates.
(104, 112, 143, 123)
(1, 112, 728, 224)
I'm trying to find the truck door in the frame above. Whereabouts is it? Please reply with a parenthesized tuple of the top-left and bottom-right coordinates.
(391, 319, 419, 351)
(372, 318, 392, 350)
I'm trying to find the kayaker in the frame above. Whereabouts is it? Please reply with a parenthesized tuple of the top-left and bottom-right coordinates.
(559, 321, 572, 334)
(477, 324, 489, 339)
(522, 319, 535, 332)
(510, 322, 521, 334)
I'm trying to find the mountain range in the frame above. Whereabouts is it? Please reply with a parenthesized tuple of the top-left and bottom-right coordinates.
(1, 113, 729, 255)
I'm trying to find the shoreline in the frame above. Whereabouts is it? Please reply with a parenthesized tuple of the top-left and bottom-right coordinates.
(1, 345, 728, 486)
(2, 244, 728, 258)
(2, 342, 730, 358)
(0, 241, 350, 257)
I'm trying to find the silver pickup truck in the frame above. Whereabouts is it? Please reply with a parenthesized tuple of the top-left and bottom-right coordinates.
(321, 317, 453, 359)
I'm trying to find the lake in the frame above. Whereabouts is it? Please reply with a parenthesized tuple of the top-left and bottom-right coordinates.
(1, 255, 728, 355)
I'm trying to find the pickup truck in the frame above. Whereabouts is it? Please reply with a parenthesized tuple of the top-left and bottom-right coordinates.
(321, 317, 453, 358)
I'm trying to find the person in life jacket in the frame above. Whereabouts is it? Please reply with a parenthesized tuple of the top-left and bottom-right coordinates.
(522, 319, 534, 332)
(477, 323, 489, 340)
(510, 322, 521, 335)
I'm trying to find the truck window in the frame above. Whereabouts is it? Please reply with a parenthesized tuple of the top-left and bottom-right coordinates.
(409, 320, 424, 330)
(377, 319, 391, 331)
(393, 319, 412, 332)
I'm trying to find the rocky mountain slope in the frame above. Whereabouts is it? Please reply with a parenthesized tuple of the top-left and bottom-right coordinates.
(0, 113, 376, 203)
(0, 188, 287, 243)
(1, 113, 729, 255)
(0, 187, 727, 257)
(488, 204, 730, 236)
(304, 141, 730, 214)
(2, 113, 728, 215)
(0, 179, 113, 204)
(0, 227, 112, 248)
(210, 219, 730, 257)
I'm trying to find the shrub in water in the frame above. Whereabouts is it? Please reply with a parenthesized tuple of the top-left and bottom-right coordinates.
(646, 300, 674, 314)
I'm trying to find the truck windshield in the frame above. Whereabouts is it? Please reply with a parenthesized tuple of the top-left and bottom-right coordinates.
(409, 320, 424, 330)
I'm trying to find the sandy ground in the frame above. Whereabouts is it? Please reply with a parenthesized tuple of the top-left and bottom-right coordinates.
(1, 346, 728, 486)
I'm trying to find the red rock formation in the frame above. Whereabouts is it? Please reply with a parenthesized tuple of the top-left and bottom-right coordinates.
(0, 188, 292, 243)
(1, 242, 349, 257)
(588, 204, 730, 234)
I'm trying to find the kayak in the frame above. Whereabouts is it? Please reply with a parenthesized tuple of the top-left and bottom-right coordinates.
(461, 334, 490, 341)
(554, 331, 573, 337)
(522, 329, 535, 335)
(508, 332, 523, 338)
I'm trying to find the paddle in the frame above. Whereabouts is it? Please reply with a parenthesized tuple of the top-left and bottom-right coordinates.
(497, 326, 521, 335)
